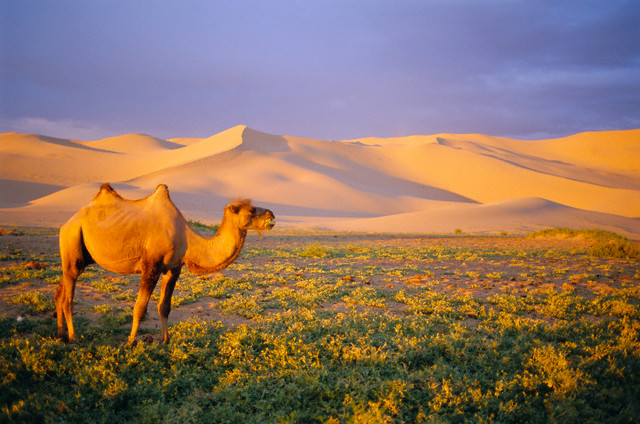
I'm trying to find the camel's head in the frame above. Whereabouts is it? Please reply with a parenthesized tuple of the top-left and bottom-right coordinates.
(225, 199, 275, 232)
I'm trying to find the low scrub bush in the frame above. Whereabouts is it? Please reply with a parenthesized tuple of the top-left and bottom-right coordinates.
(590, 238, 639, 259)
(529, 227, 639, 258)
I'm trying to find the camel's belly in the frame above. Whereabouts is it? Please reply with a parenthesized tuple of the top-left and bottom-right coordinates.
(86, 242, 145, 274)
(94, 256, 144, 275)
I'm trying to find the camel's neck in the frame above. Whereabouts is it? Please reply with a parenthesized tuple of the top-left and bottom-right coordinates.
(183, 219, 247, 275)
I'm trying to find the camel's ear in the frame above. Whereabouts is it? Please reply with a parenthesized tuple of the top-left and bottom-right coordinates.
(227, 204, 240, 214)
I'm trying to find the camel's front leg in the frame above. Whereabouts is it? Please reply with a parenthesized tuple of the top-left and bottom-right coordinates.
(128, 262, 162, 345)
(158, 267, 181, 343)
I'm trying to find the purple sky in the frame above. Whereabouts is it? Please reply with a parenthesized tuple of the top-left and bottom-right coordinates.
(2, 0, 639, 141)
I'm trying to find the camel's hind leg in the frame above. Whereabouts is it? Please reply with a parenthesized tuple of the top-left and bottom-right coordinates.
(158, 267, 181, 343)
(128, 260, 162, 345)
(55, 222, 89, 342)
(55, 272, 79, 341)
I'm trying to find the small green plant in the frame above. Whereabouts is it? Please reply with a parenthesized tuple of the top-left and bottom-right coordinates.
(343, 286, 387, 308)
(91, 280, 121, 293)
(299, 242, 332, 258)
(455, 228, 463, 235)
(112, 291, 136, 301)
(10, 291, 54, 314)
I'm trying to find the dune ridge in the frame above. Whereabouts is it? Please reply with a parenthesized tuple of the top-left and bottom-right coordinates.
(1, 126, 639, 238)
(79, 133, 183, 154)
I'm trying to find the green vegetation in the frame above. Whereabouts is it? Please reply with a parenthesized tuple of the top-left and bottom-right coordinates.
(1, 229, 639, 422)
(1, 259, 59, 287)
(298, 242, 337, 258)
(187, 219, 219, 236)
(9, 291, 54, 314)
(529, 227, 640, 259)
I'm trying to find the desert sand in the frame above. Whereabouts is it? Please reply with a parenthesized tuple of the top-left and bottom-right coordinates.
(1, 125, 639, 238)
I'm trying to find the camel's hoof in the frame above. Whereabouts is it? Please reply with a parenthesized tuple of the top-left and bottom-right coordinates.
(57, 331, 72, 343)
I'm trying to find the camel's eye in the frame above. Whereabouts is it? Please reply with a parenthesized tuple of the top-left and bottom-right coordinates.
(249, 207, 256, 215)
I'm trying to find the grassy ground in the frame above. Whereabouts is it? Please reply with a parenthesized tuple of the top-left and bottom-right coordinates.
(1, 227, 639, 423)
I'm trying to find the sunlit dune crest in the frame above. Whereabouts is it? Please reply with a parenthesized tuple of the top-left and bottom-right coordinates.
(79, 133, 183, 154)
(1, 126, 639, 238)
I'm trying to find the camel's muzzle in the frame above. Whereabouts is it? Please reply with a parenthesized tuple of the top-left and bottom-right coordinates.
(263, 210, 276, 229)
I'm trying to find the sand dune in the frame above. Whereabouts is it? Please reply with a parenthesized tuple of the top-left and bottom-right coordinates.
(302, 197, 640, 239)
(0, 180, 65, 208)
(1, 126, 639, 238)
(374, 143, 640, 217)
(79, 133, 183, 154)
(0, 133, 167, 186)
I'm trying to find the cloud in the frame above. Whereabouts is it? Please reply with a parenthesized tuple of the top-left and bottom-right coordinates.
(2, 117, 116, 141)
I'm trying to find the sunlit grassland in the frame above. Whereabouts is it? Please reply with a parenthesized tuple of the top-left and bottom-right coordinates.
(1, 229, 639, 423)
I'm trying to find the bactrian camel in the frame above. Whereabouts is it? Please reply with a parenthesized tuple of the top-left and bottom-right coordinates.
(55, 183, 275, 344)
